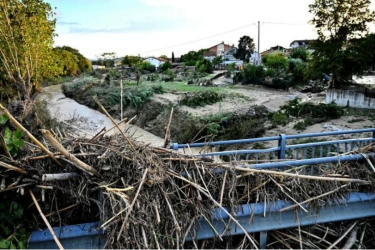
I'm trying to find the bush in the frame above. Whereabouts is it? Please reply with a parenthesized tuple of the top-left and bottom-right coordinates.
(293, 117, 314, 130)
(272, 111, 288, 126)
(280, 98, 344, 121)
(241, 64, 265, 84)
(159, 61, 171, 72)
(178, 90, 225, 107)
(140, 61, 156, 73)
(269, 77, 291, 91)
(162, 69, 176, 82)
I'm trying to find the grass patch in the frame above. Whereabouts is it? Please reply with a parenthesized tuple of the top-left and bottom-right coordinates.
(156, 81, 225, 93)
(293, 117, 314, 131)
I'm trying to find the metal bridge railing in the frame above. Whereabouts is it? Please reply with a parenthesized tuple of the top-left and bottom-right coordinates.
(171, 128, 375, 165)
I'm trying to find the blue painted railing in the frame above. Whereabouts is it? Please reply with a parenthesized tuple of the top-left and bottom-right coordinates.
(171, 128, 375, 163)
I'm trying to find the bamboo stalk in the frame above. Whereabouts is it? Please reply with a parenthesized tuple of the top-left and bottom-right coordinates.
(153, 202, 160, 224)
(219, 170, 227, 206)
(116, 168, 148, 241)
(0, 104, 61, 166)
(105, 187, 134, 192)
(93, 96, 136, 151)
(342, 227, 357, 249)
(0, 183, 34, 193)
(225, 165, 369, 183)
(45, 204, 78, 218)
(163, 107, 173, 148)
(1, 177, 5, 190)
(327, 222, 357, 250)
(152, 229, 161, 250)
(29, 189, 64, 250)
(104, 115, 137, 137)
(42, 173, 79, 181)
(163, 192, 181, 232)
(36, 185, 53, 190)
(279, 184, 348, 212)
(0, 161, 26, 174)
(40, 129, 100, 177)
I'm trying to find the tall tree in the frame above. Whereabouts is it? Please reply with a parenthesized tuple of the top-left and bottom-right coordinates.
(58, 46, 91, 73)
(121, 55, 142, 67)
(234, 35, 255, 63)
(0, 0, 57, 100)
(308, 0, 375, 88)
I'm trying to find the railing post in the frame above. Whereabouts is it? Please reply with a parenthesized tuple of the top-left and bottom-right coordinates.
(172, 143, 179, 151)
(278, 134, 286, 159)
(260, 231, 267, 249)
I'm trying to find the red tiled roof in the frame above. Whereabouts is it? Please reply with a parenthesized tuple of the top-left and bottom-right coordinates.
(145, 56, 168, 62)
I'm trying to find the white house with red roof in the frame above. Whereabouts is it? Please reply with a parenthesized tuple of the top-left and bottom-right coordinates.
(144, 56, 168, 69)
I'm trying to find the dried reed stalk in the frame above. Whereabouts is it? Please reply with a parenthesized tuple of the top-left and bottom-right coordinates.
(226, 165, 369, 183)
(0, 161, 27, 174)
(116, 168, 149, 241)
(167, 170, 259, 250)
(29, 189, 64, 250)
(40, 129, 100, 177)
(42, 173, 79, 181)
(327, 222, 357, 250)
(163, 107, 173, 148)
(279, 184, 348, 212)
(93, 96, 136, 151)
(0, 104, 61, 166)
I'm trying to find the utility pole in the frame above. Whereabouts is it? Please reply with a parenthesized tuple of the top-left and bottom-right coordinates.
(258, 21, 260, 65)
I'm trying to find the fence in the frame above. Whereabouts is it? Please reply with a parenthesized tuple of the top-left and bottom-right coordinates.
(170, 128, 375, 248)
(171, 128, 375, 164)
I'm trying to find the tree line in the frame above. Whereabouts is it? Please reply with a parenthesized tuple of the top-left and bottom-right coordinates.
(0, 0, 91, 102)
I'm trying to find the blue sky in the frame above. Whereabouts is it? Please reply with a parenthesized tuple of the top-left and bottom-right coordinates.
(46, 0, 375, 60)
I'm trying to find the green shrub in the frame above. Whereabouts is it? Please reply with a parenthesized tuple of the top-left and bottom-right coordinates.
(178, 90, 225, 107)
(241, 64, 265, 84)
(0, 201, 27, 249)
(293, 117, 314, 131)
(272, 111, 288, 126)
(280, 98, 344, 120)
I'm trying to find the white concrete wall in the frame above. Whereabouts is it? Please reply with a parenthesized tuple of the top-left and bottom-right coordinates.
(326, 89, 375, 109)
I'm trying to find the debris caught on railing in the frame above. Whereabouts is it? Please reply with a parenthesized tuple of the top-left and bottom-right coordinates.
(1, 103, 375, 249)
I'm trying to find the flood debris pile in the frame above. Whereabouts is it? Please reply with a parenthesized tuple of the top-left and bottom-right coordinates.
(1, 104, 375, 249)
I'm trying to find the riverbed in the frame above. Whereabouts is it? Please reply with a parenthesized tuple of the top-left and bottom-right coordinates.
(38, 84, 165, 146)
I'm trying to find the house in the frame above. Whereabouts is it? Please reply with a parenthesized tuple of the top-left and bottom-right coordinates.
(203, 41, 235, 57)
(261, 45, 289, 57)
(144, 57, 168, 69)
(92, 65, 105, 70)
(290, 39, 315, 49)
(114, 58, 123, 67)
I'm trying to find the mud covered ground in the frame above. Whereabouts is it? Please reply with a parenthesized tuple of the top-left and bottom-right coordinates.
(61, 77, 375, 147)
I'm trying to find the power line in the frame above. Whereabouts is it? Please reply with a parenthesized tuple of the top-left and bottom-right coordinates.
(137, 23, 256, 55)
(263, 21, 312, 26)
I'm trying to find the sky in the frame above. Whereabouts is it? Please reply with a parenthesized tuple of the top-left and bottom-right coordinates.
(45, 0, 375, 60)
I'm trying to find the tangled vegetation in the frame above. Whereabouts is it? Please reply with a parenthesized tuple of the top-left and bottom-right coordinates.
(270, 98, 344, 129)
(178, 90, 225, 108)
(62, 78, 165, 110)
